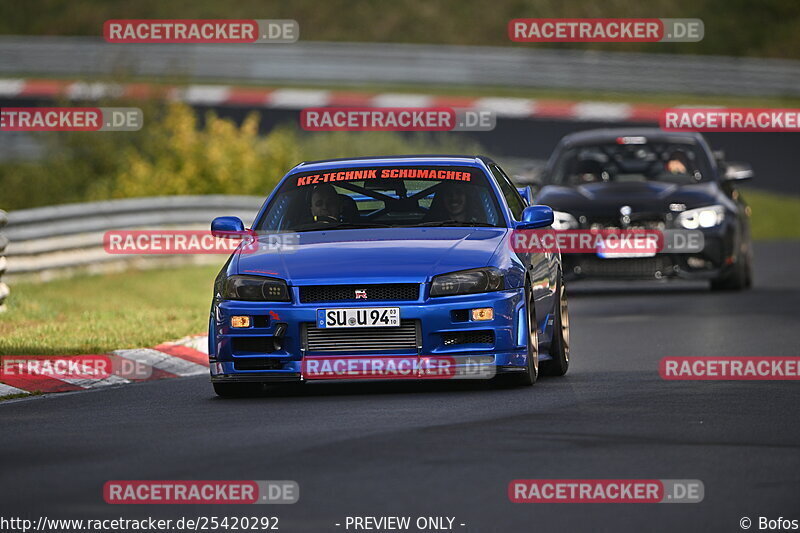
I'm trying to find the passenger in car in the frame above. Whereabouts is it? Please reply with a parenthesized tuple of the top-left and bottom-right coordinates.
(425, 182, 483, 223)
(310, 184, 342, 222)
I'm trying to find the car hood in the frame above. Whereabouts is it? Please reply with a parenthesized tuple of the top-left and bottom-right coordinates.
(536, 181, 722, 217)
(234, 227, 507, 284)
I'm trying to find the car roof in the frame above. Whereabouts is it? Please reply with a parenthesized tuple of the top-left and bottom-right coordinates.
(558, 128, 704, 147)
(290, 155, 496, 173)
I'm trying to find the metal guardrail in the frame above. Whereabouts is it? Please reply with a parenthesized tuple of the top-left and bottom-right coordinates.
(3, 196, 264, 285)
(0, 209, 8, 312)
(1, 36, 799, 97)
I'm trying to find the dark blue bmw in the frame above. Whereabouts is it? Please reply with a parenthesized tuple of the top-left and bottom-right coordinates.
(208, 155, 570, 396)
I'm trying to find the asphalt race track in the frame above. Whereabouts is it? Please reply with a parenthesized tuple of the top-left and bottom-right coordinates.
(1, 241, 798, 532)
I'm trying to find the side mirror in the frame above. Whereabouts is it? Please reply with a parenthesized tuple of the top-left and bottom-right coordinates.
(211, 216, 246, 237)
(723, 163, 754, 182)
(516, 205, 554, 230)
(713, 149, 726, 165)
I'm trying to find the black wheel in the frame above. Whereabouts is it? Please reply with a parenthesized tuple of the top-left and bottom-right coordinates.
(710, 251, 750, 291)
(503, 279, 538, 387)
(212, 382, 264, 398)
(542, 278, 570, 377)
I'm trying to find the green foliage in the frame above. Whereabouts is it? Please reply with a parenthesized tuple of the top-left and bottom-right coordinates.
(0, 102, 483, 210)
(2, 0, 800, 59)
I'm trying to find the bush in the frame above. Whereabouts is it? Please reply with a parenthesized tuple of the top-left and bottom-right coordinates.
(0, 102, 484, 210)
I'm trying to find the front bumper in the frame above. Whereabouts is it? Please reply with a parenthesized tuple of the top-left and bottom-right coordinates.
(563, 228, 736, 281)
(209, 288, 529, 383)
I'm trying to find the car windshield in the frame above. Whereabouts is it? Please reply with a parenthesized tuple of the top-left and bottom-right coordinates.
(255, 165, 504, 232)
(547, 141, 712, 186)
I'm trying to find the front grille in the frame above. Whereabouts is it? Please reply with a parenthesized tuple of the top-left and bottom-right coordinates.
(304, 320, 419, 353)
(574, 256, 675, 279)
(584, 216, 666, 231)
(233, 358, 284, 371)
(299, 283, 419, 303)
(442, 330, 495, 346)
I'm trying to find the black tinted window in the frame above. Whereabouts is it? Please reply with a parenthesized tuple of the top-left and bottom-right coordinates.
(547, 140, 711, 186)
(490, 165, 525, 220)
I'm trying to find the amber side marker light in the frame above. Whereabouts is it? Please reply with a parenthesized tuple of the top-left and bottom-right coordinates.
(472, 308, 494, 321)
(231, 316, 251, 328)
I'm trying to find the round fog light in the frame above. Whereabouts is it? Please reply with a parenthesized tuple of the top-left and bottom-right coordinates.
(687, 257, 706, 269)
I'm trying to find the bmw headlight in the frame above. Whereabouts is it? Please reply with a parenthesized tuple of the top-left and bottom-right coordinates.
(430, 268, 504, 297)
(223, 275, 290, 301)
(552, 211, 579, 230)
(677, 205, 725, 229)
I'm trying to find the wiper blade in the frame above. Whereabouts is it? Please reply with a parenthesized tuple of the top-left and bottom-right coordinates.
(328, 222, 394, 229)
(292, 221, 393, 232)
(405, 220, 497, 227)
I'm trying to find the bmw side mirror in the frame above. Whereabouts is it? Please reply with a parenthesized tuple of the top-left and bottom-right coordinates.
(211, 216, 246, 237)
(723, 163, 754, 182)
(516, 206, 554, 230)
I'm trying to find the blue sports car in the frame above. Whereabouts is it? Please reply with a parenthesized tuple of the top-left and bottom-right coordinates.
(208, 155, 570, 396)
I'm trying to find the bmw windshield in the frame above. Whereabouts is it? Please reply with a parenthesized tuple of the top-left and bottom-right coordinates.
(548, 141, 713, 187)
(255, 166, 505, 232)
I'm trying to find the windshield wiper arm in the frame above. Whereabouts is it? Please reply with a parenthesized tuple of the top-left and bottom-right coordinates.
(405, 220, 497, 227)
(292, 221, 394, 232)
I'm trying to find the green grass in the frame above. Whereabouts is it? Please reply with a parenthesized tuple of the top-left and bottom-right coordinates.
(0, 264, 220, 356)
(0, 391, 42, 401)
(224, 81, 800, 109)
(744, 188, 800, 240)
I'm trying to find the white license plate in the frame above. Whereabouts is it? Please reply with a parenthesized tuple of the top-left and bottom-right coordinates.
(597, 251, 657, 259)
(316, 307, 400, 328)
(596, 241, 656, 259)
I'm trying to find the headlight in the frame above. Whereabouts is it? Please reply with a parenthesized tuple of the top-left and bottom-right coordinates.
(552, 211, 578, 230)
(430, 268, 504, 297)
(223, 275, 290, 301)
(677, 205, 725, 229)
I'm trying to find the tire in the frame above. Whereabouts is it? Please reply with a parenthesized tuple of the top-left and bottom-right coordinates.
(542, 278, 570, 377)
(744, 250, 754, 288)
(710, 251, 750, 291)
(503, 280, 538, 387)
(213, 382, 264, 398)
